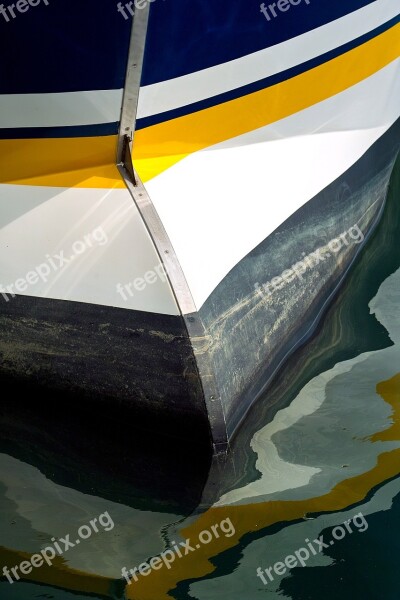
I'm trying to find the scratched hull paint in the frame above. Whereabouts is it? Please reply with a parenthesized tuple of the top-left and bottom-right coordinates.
(195, 119, 400, 440)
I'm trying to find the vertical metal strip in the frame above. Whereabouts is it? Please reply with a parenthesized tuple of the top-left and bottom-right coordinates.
(117, 3, 150, 164)
(119, 167, 229, 454)
(117, 7, 229, 454)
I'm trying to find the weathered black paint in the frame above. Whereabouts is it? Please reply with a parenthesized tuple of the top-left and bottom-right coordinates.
(0, 295, 211, 447)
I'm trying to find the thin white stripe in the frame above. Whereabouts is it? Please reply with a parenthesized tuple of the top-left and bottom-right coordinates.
(145, 60, 400, 309)
(0, 89, 124, 129)
(137, 0, 399, 120)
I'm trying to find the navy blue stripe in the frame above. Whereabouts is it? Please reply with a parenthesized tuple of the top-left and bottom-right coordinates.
(142, 0, 378, 86)
(0, 0, 132, 94)
(0, 122, 119, 140)
(137, 15, 399, 131)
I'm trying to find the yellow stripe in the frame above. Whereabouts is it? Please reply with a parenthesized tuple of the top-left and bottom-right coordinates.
(0, 545, 115, 596)
(133, 23, 400, 183)
(1, 25, 399, 189)
(0, 135, 125, 188)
